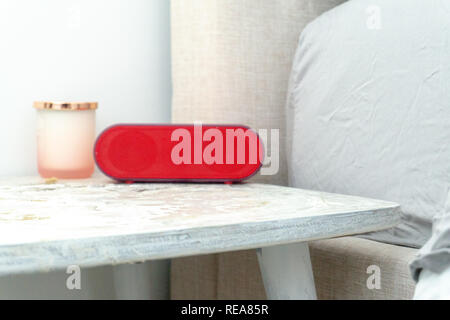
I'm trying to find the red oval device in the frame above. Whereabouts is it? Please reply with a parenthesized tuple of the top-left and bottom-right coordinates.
(94, 124, 264, 182)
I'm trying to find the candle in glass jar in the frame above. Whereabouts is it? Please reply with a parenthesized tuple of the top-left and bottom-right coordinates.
(33, 101, 97, 179)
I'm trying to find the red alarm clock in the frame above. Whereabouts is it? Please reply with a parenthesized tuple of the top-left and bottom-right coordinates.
(94, 124, 264, 182)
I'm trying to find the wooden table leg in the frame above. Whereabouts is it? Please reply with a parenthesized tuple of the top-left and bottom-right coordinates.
(257, 242, 317, 300)
(113, 260, 170, 300)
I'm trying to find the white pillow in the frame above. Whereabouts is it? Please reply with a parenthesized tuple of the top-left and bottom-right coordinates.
(286, 0, 450, 248)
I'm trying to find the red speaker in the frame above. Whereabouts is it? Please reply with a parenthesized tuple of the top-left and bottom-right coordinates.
(94, 124, 264, 182)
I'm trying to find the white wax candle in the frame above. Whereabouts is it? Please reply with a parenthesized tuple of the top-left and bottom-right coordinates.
(34, 102, 97, 179)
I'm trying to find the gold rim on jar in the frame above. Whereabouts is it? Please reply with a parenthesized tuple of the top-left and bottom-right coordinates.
(33, 101, 98, 111)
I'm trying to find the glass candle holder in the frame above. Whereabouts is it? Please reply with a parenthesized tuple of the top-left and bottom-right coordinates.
(34, 101, 97, 179)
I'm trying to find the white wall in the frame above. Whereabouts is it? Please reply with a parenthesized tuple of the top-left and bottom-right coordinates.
(0, 0, 171, 176)
(0, 0, 171, 299)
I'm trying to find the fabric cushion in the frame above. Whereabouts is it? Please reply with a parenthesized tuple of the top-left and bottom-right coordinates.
(410, 214, 450, 281)
(286, 0, 450, 248)
(171, 0, 348, 185)
(171, 254, 219, 300)
(413, 268, 450, 299)
(171, 237, 417, 300)
(310, 237, 416, 299)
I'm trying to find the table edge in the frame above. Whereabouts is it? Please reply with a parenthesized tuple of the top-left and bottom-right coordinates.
(0, 205, 400, 276)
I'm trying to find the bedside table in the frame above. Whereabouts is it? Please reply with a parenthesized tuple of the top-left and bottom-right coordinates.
(0, 177, 399, 299)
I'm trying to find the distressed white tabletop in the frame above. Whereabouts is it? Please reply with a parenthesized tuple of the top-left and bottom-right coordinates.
(0, 176, 400, 275)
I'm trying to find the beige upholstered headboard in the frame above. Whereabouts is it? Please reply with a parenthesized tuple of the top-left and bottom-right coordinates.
(171, 0, 347, 185)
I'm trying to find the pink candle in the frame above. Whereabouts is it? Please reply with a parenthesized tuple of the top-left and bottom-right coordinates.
(34, 101, 97, 179)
